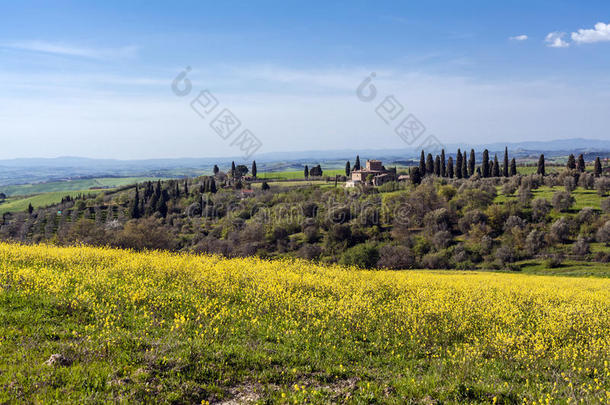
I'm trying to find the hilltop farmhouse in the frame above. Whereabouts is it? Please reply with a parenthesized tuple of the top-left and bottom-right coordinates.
(348, 160, 397, 187)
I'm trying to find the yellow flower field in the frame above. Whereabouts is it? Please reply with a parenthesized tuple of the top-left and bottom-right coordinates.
(0, 242, 609, 403)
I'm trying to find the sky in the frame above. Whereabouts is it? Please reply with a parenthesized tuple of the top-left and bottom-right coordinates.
(1, 0, 610, 160)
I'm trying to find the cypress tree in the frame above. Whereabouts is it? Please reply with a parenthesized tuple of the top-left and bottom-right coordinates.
(231, 161, 236, 177)
(410, 167, 422, 185)
(503, 147, 509, 177)
(537, 154, 545, 176)
(27, 203, 34, 215)
(567, 154, 576, 170)
(469, 149, 475, 177)
(419, 150, 426, 176)
(213, 164, 219, 175)
(456, 149, 463, 179)
(493, 154, 500, 177)
(130, 186, 140, 219)
(174, 181, 180, 198)
(447, 157, 454, 178)
(434, 155, 440, 176)
(345, 161, 351, 177)
(440, 149, 446, 177)
(354, 155, 361, 171)
(510, 158, 517, 176)
(462, 151, 468, 178)
(304, 165, 309, 179)
(426, 153, 434, 175)
(183, 179, 188, 195)
(594, 157, 602, 177)
(261, 181, 270, 191)
(252, 161, 257, 178)
(210, 178, 217, 193)
(577, 154, 585, 173)
(482, 149, 490, 177)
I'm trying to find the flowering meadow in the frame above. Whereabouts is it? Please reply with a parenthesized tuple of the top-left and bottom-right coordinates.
(0, 242, 609, 403)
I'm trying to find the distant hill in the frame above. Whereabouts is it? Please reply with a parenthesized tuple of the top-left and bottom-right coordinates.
(0, 138, 608, 187)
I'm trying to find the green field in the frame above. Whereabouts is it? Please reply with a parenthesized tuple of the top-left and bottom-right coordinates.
(256, 169, 345, 180)
(0, 190, 101, 215)
(0, 177, 166, 197)
(495, 185, 603, 211)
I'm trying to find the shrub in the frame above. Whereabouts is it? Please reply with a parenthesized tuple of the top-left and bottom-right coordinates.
(544, 253, 564, 268)
(549, 217, 571, 244)
(597, 221, 610, 245)
(339, 243, 379, 269)
(551, 191, 574, 212)
(572, 236, 590, 256)
(602, 198, 610, 214)
(421, 251, 450, 269)
(531, 198, 551, 221)
(377, 245, 415, 269)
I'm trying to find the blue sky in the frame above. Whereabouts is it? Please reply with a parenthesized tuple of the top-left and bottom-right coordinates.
(1, 1, 610, 159)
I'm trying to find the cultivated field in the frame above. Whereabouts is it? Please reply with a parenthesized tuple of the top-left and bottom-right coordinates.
(0, 243, 608, 403)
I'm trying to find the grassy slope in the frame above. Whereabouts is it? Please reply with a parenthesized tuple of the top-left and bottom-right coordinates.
(0, 190, 101, 215)
(0, 177, 165, 197)
(0, 243, 608, 403)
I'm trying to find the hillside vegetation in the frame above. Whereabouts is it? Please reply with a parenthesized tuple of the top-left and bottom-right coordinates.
(1, 243, 609, 403)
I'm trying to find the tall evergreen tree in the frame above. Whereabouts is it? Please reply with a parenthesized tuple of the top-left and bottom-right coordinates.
(354, 155, 361, 171)
(577, 154, 585, 173)
(460, 151, 467, 178)
(426, 153, 434, 175)
(482, 149, 490, 177)
(594, 157, 602, 177)
(174, 181, 180, 198)
(567, 154, 576, 170)
(493, 154, 500, 177)
(252, 161, 257, 178)
(27, 203, 33, 215)
(503, 147, 509, 177)
(510, 158, 517, 176)
(183, 179, 188, 195)
(209, 178, 217, 193)
(231, 161, 236, 177)
(456, 149, 463, 179)
(537, 154, 545, 176)
(440, 149, 446, 177)
(345, 161, 351, 177)
(157, 190, 168, 218)
(469, 149, 476, 177)
(447, 156, 454, 178)
(419, 150, 426, 176)
(304, 165, 309, 179)
(213, 164, 219, 175)
(410, 167, 422, 185)
(434, 155, 440, 176)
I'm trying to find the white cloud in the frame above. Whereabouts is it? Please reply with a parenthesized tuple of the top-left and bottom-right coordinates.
(545, 32, 569, 48)
(571, 22, 610, 44)
(2, 40, 138, 60)
(509, 35, 528, 41)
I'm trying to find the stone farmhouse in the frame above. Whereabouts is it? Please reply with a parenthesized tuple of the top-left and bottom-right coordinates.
(348, 160, 397, 187)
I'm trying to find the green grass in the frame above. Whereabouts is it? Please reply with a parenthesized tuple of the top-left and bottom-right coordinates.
(0, 177, 166, 197)
(0, 190, 102, 215)
(495, 185, 604, 211)
(516, 259, 610, 277)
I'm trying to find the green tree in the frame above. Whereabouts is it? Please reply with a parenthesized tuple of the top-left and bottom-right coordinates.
(27, 203, 34, 215)
(261, 181, 270, 191)
(594, 157, 602, 177)
(503, 147, 509, 177)
(231, 161, 236, 177)
(462, 151, 468, 179)
(537, 154, 545, 176)
(426, 153, 434, 175)
(434, 155, 440, 176)
(411, 167, 422, 185)
(183, 179, 189, 195)
(510, 158, 517, 176)
(577, 154, 585, 173)
(304, 165, 309, 179)
(447, 157, 454, 178)
(469, 149, 476, 177)
(440, 149, 446, 177)
(567, 154, 576, 170)
(130, 186, 140, 219)
(419, 150, 426, 176)
(482, 149, 490, 177)
(493, 154, 500, 177)
(213, 164, 219, 175)
(354, 155, 361, 171)
(345, 161, 351, 177)
(251, 161, 257, 178)
(456, 149, 463, 179)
